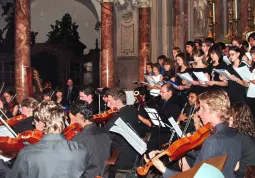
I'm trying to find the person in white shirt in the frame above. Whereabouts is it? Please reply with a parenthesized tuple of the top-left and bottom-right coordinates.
(247, 46, 255, 118)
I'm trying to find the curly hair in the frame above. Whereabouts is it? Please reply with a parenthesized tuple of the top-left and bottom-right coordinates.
(230, 102, 255, 137)
(199, 89, 231, 123)
(34, 100, 65, 134)
(69, 100, 93, 122)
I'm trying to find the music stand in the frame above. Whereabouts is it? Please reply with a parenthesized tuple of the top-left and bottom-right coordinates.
(144, 107, 169, 148)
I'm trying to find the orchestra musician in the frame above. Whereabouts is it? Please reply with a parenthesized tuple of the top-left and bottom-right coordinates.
(12, 97, 39, 134)
(106, 88, 145, 178)
(42, 88, 54, 101)
(144, 89, 242, 178)
(70, 100, 111, 178)
(79, 85, 99, 115)
(1, 89, 19, 117)
(228, 103, 255, 178)
(0, 100, 89, 178)
(54, 87, 68, 106)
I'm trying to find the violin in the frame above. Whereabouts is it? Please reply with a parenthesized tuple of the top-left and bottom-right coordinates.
(137, 123, 213, 176)
(0, 129, 43, 158)
(93, 107, 118, 123)
(63, 123, 83, 140)
(0, 114, 26, 127)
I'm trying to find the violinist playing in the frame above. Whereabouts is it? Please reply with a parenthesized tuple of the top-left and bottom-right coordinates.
(0, 100, 89, 178)
(177, 90, 201, 133)
(70, 100, 111, 178)
(144, 89, 242, 178)
(12, 98, 39, 134)
(1, 89, 19, 118)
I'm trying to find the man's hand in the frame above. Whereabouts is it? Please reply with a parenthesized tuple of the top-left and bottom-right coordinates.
(144, 150, 167, 173)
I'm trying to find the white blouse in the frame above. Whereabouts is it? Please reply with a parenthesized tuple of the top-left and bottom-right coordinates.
(247, 69, 255, 98)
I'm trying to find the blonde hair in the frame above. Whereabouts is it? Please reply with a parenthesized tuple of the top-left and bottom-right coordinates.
(199, 89, 231, 122)
(34, 100, 65, 134)
(21, 97, 39, 109)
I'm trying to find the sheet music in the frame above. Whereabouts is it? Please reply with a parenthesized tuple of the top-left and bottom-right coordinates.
(223, 56, 231, 65)
(144, 76, 155, 86)
(177, 73, 193, 84)
(193, 72, 209, 84)
(0, 126, 14, 162)
(234, 65, 253, 81)
(144, 107, 166, 127)
(213, 69, 231, 80)
(110, 118, 147, 155)
(246, 52, 252, 60)
(168, 117, 183, 138)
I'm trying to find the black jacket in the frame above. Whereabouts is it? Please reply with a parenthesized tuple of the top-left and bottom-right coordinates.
(72, 123, 111, 178)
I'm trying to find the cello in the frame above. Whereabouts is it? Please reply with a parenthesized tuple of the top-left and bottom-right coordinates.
(136, 123, 214, 176)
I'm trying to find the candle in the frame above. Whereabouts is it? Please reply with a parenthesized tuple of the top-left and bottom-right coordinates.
(213, 3, 216, 23)
(235, 0, 238, 19)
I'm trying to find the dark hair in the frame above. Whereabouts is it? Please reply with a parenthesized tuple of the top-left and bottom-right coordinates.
(153, 63, 161, 72)
(108, 88, 126, 105)
(172, 47, 181, 53)
(250, 46, 255, 72)
(204, 37, 215, 45)
(193, 48, 207, 65)
(163, 58, 174, 68)
(42, 88, 54, 97)
(147, 62, 154, 68)
(79, 85, 95, 98)
(3, 88, 15, 96)
(185, 41, 195, 48)
(216, 42, 226, 51)
(248, 32, 255, 42)
(202, 39, 213, 47)
(243, 40, 249, 50)
(194, 39, 202, 47)
(230, 102, 255, 137)
(208, 44, 223, 59)
(70, 100, 93, 122)
(157, 55, 167, 61)
(55, 87, 64, 93)
(162, 83, 175, 93)
(228, 45, 241, 53)
(176, 52, 190, 69)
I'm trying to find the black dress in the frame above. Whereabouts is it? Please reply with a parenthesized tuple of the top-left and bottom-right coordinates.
(190, 67, 210, 94)
(226, 62, 248, 104)
(208, 60, 227, 91)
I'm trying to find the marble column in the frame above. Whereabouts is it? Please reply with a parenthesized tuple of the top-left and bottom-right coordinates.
(15, 0, 31, 103)
(138, 6, 150, 82)
(101, 1, 114, 88)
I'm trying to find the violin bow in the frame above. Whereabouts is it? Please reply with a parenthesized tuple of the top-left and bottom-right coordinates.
(0, 109, 10, 121)
(10, 93, 17, 103)
(182, 103, 196, 137)
(0, 114, 18, 137)
(0, 83, 5, 95)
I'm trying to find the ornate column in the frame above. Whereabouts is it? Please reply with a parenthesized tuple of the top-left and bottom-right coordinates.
(15, 0, 31, 103)
(101, 1, 114, 88)
(138, 0, 151, 82)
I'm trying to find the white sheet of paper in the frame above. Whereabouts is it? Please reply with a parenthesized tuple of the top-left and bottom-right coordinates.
(213, 69, 231, 79)
(246, 52, 252, 60)
(0, 125, 14, 162)
(234, 65, 253, 81)
(168, 117, 183, 138)
(223, 56, 231, 65)
(110, 118, 147, 155)
(144, 107, 166, 127)
(144, 76, 155, 86)
(177, 73, 193, 83)
(193, 72, 209, 84)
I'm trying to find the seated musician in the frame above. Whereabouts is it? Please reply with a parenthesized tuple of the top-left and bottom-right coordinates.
(0, 101, 89, 178)
(79, 85, 99, 115)
(54, 87, 68, 107)
(12, 97, 39, 134)
(106, 88, 145, 177)
(229, 103, 255, 178)
(2, 89, 19, 117)
(177, 90, 201, 133)
(145, 89, 242, 178)
(70, 100, 111, 178)
(42, 88, 54, 101)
